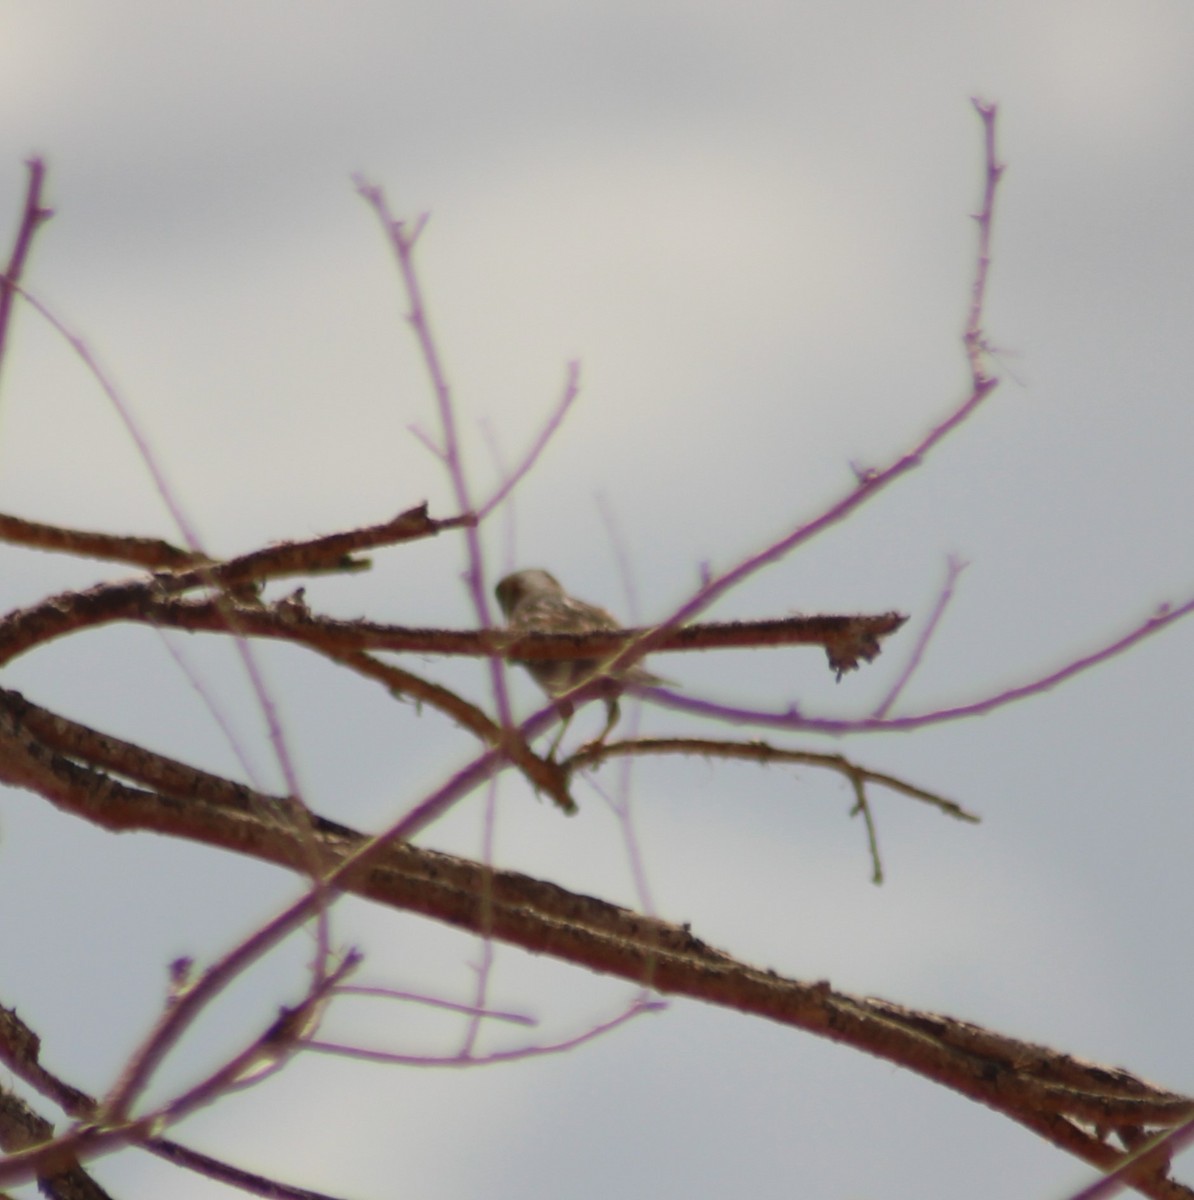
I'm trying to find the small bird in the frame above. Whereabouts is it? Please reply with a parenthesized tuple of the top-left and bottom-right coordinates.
(495, 568, 664, 752)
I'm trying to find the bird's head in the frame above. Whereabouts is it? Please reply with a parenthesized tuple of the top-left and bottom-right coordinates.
(494, 569, 565, 617)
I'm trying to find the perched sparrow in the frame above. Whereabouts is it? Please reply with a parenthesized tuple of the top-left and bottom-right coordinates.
(495, 568, 664, 750)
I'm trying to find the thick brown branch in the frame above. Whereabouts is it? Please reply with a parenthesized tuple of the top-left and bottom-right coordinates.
(0, 682, 575, 817)
(0, 511, 201, 569)
(151, 502, 475, 591)
(217, 605, 904, 672)
(184, 602, 904, 675)
(1, 701, 1190, 1197)
(0, 505, 471, 665)
(0, 1087, 111, 1200)
(0, 580, 903, 677)
(0, 501, 469, 597)
(494, 612, 907, 678)
(0, 1007, 93, 1117)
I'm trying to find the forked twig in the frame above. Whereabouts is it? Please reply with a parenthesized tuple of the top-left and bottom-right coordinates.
(0, 157, 53, 388)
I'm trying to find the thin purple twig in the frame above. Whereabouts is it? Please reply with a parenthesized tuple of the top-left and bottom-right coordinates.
(406, 421, 446, 460)
(965, 99, 1003, 378)
(336, 984, 535, 1026)
(0, 158, 53, 391)
(355, 179, 516, 734)
(477, 360, 581, 519)
(458, 771, 500, 1059)
(650, 594, 1194, 736)
(13, 283, 205, 551)
(593, 491, 656, 914)
(477, 415, 519, 571)
(13, 282, 314, 822)
(304, 992, 665, 1068)
(583, 102, 1004, 687)
(154, 629, 267, 789)
(871, 555, 969, 718)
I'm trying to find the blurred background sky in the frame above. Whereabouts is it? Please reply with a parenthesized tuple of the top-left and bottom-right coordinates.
(2, 3, 1193, 1197)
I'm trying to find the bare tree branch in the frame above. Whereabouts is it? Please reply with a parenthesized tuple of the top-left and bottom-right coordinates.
(0, 157, 53, 390)
(2, 707, 1191, 1195)
(4, 103, 1192, 1200)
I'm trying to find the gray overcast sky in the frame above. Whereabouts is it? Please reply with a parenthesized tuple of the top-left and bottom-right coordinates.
(2, 3, 1194, 1198)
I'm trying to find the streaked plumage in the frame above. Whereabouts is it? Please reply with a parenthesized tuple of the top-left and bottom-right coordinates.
(495, 568, 663, 749)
